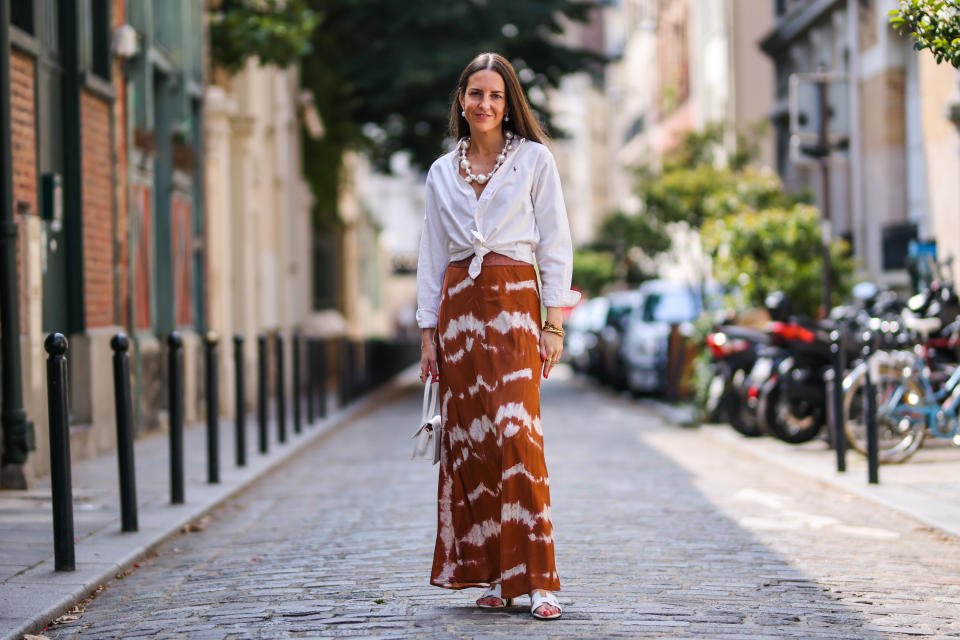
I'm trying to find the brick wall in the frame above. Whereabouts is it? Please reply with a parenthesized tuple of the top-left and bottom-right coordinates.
(81, 91, 113, 328)
(10, 50, 37, 332)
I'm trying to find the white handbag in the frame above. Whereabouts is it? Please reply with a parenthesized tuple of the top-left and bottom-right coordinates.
(411, 379, 441, 464)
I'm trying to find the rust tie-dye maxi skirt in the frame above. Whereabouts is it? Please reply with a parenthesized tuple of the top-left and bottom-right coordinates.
(430, 252, 561, 600)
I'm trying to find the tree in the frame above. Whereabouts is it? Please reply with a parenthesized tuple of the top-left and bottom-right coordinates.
(587, 211, 671, 283)
(210, 0, 320, 73)
(701, 205, 855, 317)
(890, 0, 960, 69)
(580, 123, 796, 293)
(299, 0, 604, 225)
(638, 123, 793, 228)
(572, 249, 616, 297)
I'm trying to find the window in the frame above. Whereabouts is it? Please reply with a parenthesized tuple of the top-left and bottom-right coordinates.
(85, 0, 110, 80)
(12, 0, 35, 34)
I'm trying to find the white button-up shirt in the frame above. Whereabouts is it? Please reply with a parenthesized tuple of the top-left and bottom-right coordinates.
(416, 139, 581, 328)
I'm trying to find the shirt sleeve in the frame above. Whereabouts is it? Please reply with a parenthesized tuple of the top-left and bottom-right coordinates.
(416, 169, 450, 328)
(532, 148, 582, 308)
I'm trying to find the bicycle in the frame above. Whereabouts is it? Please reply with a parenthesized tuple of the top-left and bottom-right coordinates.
(842, 315, 960, 463)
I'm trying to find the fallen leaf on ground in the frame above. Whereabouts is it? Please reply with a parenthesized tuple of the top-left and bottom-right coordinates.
(182, 516, 211, 533)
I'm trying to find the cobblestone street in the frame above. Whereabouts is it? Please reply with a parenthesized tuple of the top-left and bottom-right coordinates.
(47, 369, 960, 639)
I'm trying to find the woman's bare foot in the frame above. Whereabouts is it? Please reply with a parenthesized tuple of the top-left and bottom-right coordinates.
(530, 589, 561, 618)
(476, 584, 511, 608)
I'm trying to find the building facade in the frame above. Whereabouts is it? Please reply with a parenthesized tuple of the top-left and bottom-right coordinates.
(0, 1, 331, 486)
(204, 59, 316, 415)
(2, 0, 149, 485)
(761, 0, 960, 288)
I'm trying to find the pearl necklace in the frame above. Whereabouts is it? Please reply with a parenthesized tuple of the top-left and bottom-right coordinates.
(458, 131, 518, 185)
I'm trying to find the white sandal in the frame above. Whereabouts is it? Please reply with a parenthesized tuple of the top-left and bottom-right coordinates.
(530, 590, 562, 620)
(476, 583, 512, 609)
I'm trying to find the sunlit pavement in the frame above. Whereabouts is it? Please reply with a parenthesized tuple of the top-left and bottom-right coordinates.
(48, 366, 960, 639)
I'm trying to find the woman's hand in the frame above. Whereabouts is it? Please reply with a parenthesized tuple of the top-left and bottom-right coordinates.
(540, 307, 564, 379)
(540, 329, 564, 379)
(421, 328, 439, 383)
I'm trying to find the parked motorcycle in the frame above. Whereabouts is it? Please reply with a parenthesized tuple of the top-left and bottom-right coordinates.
(755, 319, 833, 444)
(704, 324, 769, 436)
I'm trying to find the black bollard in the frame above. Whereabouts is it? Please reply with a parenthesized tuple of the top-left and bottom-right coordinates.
(204, 332, 220, 484)
(257, 333, 268, 454)
(45, 333, 75, 571)
(862, 331, 879, 484)
(110, 334, 138, 532)
(293, 332, 302, 434)
(276, 332, 287, 443)
(233, 334, 246, 467)
(318, 338, 328, 418)
(305, 338, 316, 426)
(167, 332, 185, 504)
(355, 340, 367, 397)
(831, 330, 847, 473)
(338, 337, 351, 407)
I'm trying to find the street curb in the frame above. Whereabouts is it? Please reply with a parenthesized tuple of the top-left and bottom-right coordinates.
(4, 365, 419, 640)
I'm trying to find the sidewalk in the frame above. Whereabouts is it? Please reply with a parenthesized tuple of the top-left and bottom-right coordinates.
(0, 369, 415, 640)
(687, 414, 960, 541)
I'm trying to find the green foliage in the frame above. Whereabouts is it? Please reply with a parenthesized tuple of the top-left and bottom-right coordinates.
(299, 0, 603, 217)
(572, 250, 616, 297)
(638, 123, 794, 228)
(584, 211, 668, 288)
(582, 122, 786, 294)
(702, 205, 856, 317)
(593, 211, 672, 259)
(890, 1, 960, 69)
(210, 0, 320, 73)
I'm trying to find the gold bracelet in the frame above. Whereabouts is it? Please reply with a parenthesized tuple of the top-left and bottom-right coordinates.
(542, 321, 566, 337)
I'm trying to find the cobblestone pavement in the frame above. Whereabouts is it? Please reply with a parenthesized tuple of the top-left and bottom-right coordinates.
(47, 369, 960, 639)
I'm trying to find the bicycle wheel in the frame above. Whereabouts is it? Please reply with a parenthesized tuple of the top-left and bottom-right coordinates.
(842, 361, 926, 463)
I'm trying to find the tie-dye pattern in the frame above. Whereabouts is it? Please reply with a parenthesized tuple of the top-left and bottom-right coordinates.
(430, 253, 560, 600)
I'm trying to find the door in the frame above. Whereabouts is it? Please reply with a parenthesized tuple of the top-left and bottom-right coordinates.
(37, 0, 68, 333)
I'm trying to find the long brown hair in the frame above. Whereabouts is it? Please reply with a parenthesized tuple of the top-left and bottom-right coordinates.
(448, 52, 547, 144)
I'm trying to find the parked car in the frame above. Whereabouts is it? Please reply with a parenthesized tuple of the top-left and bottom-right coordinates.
(621, 280, 701, 395)
(595, 290, 642, 389)
(564, 297, 606, 373)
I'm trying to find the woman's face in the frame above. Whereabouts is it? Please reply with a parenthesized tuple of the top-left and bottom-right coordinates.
(459, 69, 508, 136)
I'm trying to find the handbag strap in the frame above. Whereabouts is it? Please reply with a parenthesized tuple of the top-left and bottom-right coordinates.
(422, 379, 438, 424)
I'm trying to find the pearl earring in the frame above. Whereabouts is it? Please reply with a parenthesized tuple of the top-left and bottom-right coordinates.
(461, 110, 466, 117)
(505, 114, 510, 121)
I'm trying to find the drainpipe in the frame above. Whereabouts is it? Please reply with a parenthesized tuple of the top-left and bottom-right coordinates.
(847, 0, 864, 275)
(0, 0, 33, 488)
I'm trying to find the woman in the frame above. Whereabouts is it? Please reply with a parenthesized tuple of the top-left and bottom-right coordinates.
(416, 52, 580, 621)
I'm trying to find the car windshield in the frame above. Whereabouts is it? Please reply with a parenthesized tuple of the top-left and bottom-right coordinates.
(641, 290, 697, 323)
